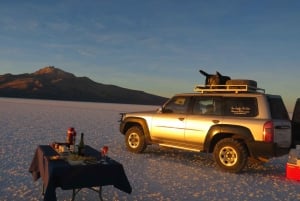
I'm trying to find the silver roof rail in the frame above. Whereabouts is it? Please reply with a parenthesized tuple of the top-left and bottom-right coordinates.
(194, 84, 265, 94)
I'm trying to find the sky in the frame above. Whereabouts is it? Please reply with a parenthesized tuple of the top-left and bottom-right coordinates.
(0, 0, 299, 112)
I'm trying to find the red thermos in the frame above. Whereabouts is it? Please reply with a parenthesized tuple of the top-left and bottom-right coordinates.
(67, 127, 76, 146)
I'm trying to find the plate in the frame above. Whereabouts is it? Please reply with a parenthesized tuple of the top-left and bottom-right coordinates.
(84, 159, 98, 165)
(67, 159, 84, 165)
(49, 155, 61, 160)
(66, 154, 97, 165)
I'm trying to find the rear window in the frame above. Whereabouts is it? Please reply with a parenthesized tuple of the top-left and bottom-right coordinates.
(268, 97, 289, 120)
(223, 97, 258, 117)
(192, 96, 258, 117)
(292, 98, 300, 123)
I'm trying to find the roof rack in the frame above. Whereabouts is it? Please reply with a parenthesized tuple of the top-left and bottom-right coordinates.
(194, 84, 265, 94)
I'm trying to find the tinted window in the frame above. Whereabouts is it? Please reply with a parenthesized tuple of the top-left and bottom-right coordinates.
(292, 98, 300, 123)
(223, 97, 258, 117)
(268, 97, 289, 120)
(164, 96, 190, 114)
(192, 97, 222, 115)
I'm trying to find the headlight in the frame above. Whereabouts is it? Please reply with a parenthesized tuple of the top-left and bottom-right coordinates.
(119, 113, 126, 122)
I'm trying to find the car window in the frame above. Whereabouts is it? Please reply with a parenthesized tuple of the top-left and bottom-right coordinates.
(164, 96, 190, 114)
(292, 98, 300, 123)
(192, 97, 222, 115)
(268, 97, 289, 120)
(223, 97, 258, 117)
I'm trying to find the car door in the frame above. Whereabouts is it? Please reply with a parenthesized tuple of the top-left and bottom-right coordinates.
(267, 96, 291, 148)
(292, 98, 300, 147)
(150, 96, 190, 144)
(184, 96, 222, 150)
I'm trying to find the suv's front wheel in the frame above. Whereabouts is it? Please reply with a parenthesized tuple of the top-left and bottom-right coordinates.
(125, 126, 147, 153)
(213, 138, 248, 173)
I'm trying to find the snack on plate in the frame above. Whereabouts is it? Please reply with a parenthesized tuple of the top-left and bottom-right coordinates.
(49, 155, 60, 160)
(68, 154, 85, 161)
(67, 154, 96, 162)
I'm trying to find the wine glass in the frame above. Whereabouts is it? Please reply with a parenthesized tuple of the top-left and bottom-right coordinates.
(100, 146, 109, 163)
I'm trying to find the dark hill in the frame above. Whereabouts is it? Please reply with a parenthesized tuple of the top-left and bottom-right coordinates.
(0, 66, 168, 105)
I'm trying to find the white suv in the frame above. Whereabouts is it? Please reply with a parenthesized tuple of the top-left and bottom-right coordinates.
(119, 85, 292, 173)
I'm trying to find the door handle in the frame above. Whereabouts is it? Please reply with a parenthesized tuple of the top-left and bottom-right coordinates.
(275, 125, 290, 129)
(178, 117, 185, 121)
(212, 120, 220, 124)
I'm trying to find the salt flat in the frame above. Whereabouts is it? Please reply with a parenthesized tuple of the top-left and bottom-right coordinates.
(0, 98, 299, 201)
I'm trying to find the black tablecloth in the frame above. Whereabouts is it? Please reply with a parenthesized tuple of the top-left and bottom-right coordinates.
(29, 145, 132, 201)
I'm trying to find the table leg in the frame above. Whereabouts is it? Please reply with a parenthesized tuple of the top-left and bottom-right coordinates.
(42, 184, 45, 195)
(71, 188, 75, 201)
(71, 188, 81, 201)
(71, 187, 103, 201)
(98, 186, 103, 201)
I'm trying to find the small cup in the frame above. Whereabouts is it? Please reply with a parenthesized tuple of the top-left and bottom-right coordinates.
(59, 145, 67, 153)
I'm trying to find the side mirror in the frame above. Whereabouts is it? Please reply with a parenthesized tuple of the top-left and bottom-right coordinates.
(157, 106, 173, 113)
(157, 107, 163, 113)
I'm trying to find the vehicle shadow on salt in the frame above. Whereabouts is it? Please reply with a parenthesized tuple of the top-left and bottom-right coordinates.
(244, 157, 287, 177)
(142, 145, 287, 177)
(142, 145, 216, 168)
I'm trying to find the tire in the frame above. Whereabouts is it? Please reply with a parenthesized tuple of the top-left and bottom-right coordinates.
(213, 138, 248, 173)
(125, 126, 147, 153)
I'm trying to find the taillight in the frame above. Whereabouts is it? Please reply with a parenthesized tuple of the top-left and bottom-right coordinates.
(263, 121, 274, 142)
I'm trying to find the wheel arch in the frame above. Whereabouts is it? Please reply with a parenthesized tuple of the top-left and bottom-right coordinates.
(121, 117, 151, 143)
(204, 124, 254, 154)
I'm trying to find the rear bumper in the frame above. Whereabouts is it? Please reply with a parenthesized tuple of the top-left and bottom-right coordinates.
(247, 141, 290, 159)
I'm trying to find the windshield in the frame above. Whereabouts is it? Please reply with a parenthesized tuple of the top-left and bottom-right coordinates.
(163, 96, 191, 114)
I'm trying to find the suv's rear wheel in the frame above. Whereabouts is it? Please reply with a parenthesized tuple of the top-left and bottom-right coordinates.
(213, 138, 248, 173)
(125, 126, 147, 153)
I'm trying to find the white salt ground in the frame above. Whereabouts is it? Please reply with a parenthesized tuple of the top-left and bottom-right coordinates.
(0, 98, 299, 201)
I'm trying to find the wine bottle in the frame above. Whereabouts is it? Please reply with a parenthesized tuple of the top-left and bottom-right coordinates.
(78, 133, 85, 156)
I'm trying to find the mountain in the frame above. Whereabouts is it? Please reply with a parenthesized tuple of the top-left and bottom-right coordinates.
(0, 66, 168, 105)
